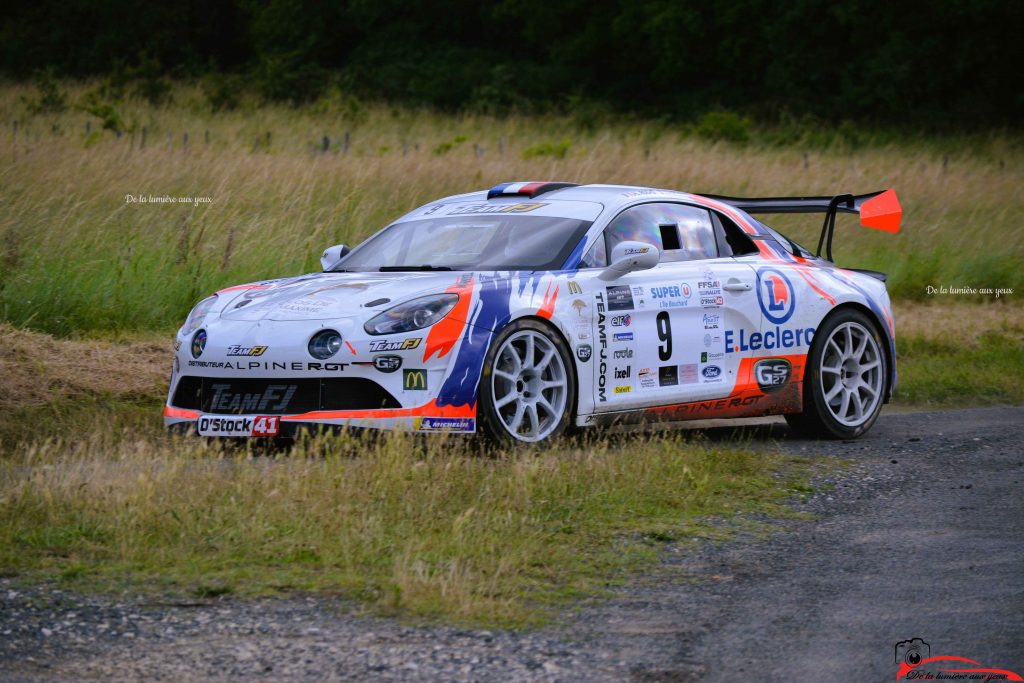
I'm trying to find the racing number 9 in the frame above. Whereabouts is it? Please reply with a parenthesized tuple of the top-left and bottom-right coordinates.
(656, 311, 672, 361)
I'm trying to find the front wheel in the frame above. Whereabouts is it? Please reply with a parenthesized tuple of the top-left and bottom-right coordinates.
(786, 308, 887, 439)
(478, 319, 576, 445)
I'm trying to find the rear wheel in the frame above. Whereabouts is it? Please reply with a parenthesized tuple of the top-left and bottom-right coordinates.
(786, 308, 887, 439)
(478, 319, 575, 445)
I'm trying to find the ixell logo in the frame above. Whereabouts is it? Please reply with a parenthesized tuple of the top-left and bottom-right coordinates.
(895, 637, 1022, 680)
(757, 268, 796, 324)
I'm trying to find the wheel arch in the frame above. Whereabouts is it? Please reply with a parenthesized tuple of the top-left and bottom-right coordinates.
(818, 302, 896, 403)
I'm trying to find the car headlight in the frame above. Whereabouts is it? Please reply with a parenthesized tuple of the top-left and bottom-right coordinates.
(363, 294, 459, 336)
(308, 329, 343, 359)
(184, 295, 218, 334)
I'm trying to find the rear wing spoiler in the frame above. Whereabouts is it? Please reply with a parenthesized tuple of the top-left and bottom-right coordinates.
(703, 189, 901, 262)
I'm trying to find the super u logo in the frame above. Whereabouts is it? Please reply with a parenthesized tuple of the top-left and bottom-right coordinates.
(756, 268, 796, 324)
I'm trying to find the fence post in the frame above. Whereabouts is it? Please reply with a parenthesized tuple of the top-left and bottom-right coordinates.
(343, 131, 351, 155)
(141, 127, 147, 149)
(322, 135, 330, 152)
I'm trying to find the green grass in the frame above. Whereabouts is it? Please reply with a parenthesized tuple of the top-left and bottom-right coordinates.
(896, 331, 1024, 406)
(0, 429, 813, 626)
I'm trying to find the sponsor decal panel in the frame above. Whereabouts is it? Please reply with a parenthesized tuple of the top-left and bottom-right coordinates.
(725, 326, 815, 353)
(403, 369, 428, 390)
(702, 312, 721, 330)
(369, 338, 422, 353)
(210, 383, 297, 412)
(658, 394, 763, 418)
(613, 349, 634, 359)
(639, 368, 657, 389)
(658, 366, 678, 387)
(614, 367, 631, 379)
(415, 417, 476, 432)
(188, 360, 348, 372)
(630, 286, 647, 308)
(606, 286, 635, 311)
(701, 351, 725, 363)
(614, 385, 632, 394)
(614, 332, 634, 342)
(611, 314, 632, 327)
(596, 293, 608, 402)
(373, 355, 402, 373)
(446, 202, 546, 215)
(278, 298, 329, 314)
(197, 415, 280, 437)
(651, 283, 692, 308)
(756, 267, 796, 324)
(679, 363, 698, 384)
(226, 345, 268, 357)
(754, 358, 792, 392)
(701, 365, 723, 381)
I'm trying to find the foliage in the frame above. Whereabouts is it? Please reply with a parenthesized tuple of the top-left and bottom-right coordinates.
(522, 139, 572, 159)
(21, 68, 67, 113)
(1, 0, 1021, 129)
(694, 111, 752, 144)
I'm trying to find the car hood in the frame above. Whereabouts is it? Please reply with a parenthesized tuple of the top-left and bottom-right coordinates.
(218, 271, 466, 322)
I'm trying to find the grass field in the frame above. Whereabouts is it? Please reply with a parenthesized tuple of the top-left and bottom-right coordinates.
(1, 81, 1022, 626)
(2, 82, 1022, 336)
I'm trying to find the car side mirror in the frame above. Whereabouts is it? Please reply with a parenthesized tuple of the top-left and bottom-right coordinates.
(320, 244, 350, 271)
(599, 241, 659, 281)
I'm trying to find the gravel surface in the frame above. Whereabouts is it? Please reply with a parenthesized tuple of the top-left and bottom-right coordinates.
(2, 406, 1022, 682)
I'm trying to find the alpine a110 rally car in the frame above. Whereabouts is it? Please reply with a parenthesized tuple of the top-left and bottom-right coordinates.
(165, 181, 902, 444)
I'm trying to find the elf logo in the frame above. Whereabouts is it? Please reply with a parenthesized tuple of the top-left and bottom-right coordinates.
(757, 268, 796, 324)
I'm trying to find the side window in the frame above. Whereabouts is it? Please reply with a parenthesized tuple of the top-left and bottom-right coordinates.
(712, 211, 759, 256)
(605, 203, 718, 263)
(579, 236, 607, 268)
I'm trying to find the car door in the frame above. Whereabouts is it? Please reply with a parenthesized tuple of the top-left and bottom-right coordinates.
(588, 202, 761, 412)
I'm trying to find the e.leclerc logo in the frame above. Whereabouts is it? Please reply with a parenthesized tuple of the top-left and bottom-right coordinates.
(757, 267, 796, 324)
(725, 267, 814, 354)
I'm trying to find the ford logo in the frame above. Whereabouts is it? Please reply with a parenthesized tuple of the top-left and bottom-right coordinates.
(702, 365, 722, 379)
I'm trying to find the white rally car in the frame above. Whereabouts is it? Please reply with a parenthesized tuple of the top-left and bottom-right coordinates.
(165, 181, 902, 444)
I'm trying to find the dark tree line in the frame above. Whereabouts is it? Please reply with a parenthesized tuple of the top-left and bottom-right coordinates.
(3, 0, 1021, 128)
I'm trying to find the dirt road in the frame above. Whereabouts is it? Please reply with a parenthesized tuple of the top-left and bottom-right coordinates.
(2, 406, 1022, 681)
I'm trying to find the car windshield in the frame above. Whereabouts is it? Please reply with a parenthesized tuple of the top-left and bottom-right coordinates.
(335, 215, 593, 272)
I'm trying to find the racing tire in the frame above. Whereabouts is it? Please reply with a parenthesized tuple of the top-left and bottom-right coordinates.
(785, 308, 888, 439)
(478, 319, 576, 446)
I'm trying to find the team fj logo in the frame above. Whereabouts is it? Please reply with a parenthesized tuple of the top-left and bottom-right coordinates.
(757, 268, 796, 324)
(894, 637, 1021, 680)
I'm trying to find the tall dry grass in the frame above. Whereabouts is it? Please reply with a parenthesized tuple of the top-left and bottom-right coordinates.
(0, 427, 804, 625)
(2, 82, 1022, 335)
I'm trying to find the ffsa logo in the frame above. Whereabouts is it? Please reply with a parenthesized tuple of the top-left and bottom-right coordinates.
(756, 268, 796, 324)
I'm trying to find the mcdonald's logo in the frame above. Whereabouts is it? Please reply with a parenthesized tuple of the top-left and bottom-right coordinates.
(567, 281, 583, 295)
(403, 369, 427, 390)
